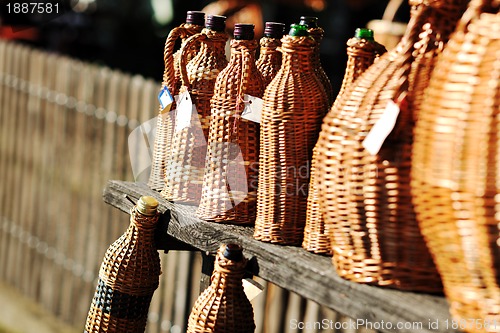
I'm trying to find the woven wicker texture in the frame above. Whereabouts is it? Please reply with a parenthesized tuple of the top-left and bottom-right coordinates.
(149, 21, 204, 191)
(85, 203, 161, 332)
(256, 37, 282, 87)
(161, 27, 229, 204)
(412, 1, 500, 330)
(314, 0, 468, 291)
(303, 32, 387, 255)
(187, 244, 255, 333)
(307, 25, 334, 106)
(196, 38, 265, 224)
(254, 33, 329, 246)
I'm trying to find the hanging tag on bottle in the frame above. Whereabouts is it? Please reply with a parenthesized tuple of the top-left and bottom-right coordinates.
(241, 94, 264, 123)
(158, 86, 174, 114)
(242, 278, 264, 301)
(175, 91, 194, 132)
(362, 99, 401, 155)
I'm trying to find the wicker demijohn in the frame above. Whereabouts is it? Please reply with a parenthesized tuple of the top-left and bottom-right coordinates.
(253, 24, 329, 246)
(84, 196, 161, 333)
(197, 24, 265, 224)
(256, 22, 286, 88)
(187, 244, 255, 333)
(412, 0, 500, 331)
(161, 15, 229, 204)
(149, 11, 205, 191)
(303, 29, 386, 255)
(314, 0, 468, 291)
(299, 16, 334, 105)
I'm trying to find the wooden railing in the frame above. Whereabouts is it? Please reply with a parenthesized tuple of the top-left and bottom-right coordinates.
(0, 39, 373, 333)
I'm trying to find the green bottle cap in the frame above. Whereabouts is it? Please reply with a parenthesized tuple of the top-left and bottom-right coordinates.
(355, 28, 374, 41)
(288, 24, 309, 37)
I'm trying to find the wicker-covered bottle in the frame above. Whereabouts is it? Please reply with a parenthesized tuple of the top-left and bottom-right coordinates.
(314, 0, 468, 292)
(299, 16, 334, 106)
(302, 28, 386, 255)
(84, 196, 161, 333)
(149, 11, 205, 191)
(187, 244, 255, 333)
(161, 15, 229, 204)
(412, 0, 500, 331)
(197, 24, 265, 224)
(256, 22, 286, 87)
(253, 24, 329, 245)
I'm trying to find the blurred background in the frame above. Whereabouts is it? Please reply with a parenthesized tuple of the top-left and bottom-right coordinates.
(0, 1, 410, 333)
(0, 0, 410, 94)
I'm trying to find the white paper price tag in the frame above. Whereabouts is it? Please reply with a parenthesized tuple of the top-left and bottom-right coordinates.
(241, 94, 263, 124)
(158, 86, 174, 113)
(362, 100, 401, 155)
(242, 278, 264, 301)
(175, 91, 194, 132)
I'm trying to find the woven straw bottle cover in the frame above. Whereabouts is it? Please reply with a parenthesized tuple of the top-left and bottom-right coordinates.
(302, 29, 387, 255)
(253, 24, 329, 246)
(187, 244, 255, 333)
(149, 11, 205, 191)
(411, 0, 500, 330)
(84, 196, 162, 333)
(196, 24, 265, 224)
(161, 15, 229, 204)
(256, 22, 286, 88)
(314, 0, 468, 292)
(299, 16, 334, 106)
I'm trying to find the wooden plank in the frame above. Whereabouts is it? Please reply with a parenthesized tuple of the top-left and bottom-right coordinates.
(25, 49, 46, 302)
(103, 180, 457, 333)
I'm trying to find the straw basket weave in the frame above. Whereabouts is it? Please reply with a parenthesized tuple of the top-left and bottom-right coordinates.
(303, 32, 386, 255)
(254, 32, 329, 245)
(314, 0, 468, 291)
(187, 244, 255, 333)
(149, 19, 204, 191)
(307, 24, 334, 105)
(84, 200, 161, 333)
(256, 36, 282, 87)
(412, 0, 500, 330)
(161, 26, 229, 204)
(197, 37, 265, 224)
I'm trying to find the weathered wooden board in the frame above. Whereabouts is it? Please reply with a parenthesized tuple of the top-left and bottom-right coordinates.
(103, 180, 458, 333)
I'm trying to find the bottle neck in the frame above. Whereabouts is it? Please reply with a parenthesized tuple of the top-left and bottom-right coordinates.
(336, 37, 386, 103)
(129, 208, 158, 238)
(258, 37, 280, 55)
(210, 252, 247, 287)
(280, 36, 316, 72)
(198, 28, 229, 58)
(228, 39, 258, 65)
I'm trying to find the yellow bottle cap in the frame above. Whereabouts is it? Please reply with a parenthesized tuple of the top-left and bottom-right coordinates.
(136, 196, 159, 216)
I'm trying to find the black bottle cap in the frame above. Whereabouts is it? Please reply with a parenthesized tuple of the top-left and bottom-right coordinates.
(299, 16, 319, 29)
(206, 15, 227, 32)
(222, 243, 244, 261)
(234, 23, 255, 40)
(186, 11, 205, 26)
(264, 22, 286, 39)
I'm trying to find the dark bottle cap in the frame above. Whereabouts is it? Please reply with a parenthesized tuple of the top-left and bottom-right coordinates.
(354, 28, 374, 41)
(288, 24, 309, 37)
(186, 11, 205, 26)
(299, 16, 318, 29)
(234, 23, 255, 40)
(222, 243, 244, 261)
(206, 15, 227, 32)
(264, 22, 286, 39)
